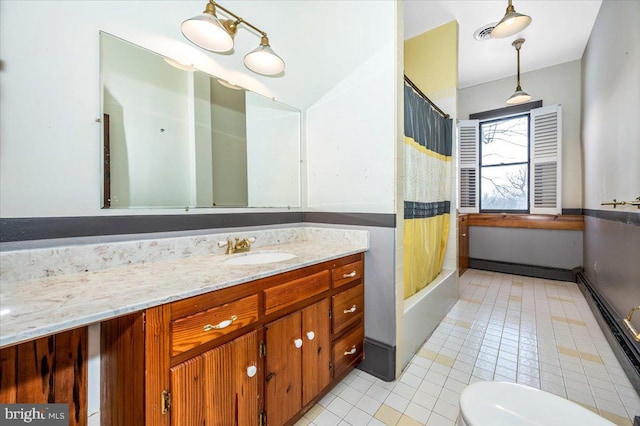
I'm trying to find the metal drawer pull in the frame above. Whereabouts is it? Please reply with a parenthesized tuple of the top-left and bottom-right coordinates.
(306, 331, 315, 340)
(343, 305, 357, 314)
(246, 365, 257, 378)
(343, 271, 357, 278)
(294, 338, 303, 348)
(344, 346, 357, 356)
(623, 306, 640, 342)
(203, 315, 238, 331)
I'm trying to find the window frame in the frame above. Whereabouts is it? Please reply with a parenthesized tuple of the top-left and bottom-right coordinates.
(478, 112, 531, 214)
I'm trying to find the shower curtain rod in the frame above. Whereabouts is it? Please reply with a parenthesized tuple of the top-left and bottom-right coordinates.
(404, 74, 450, 119)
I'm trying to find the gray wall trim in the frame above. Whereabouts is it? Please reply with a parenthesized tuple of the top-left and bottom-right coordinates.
(562, 208, 583, 215)
(303, 212, 396, 228)
(583, 209, 640, 226)
(468, 100, 543, 120)
(0, 212, 397, 242)
(0, 213, 304, 242)
(357, 338, 396, 382)
(577, 272, 640, 393)
(469, 258, 581, 282)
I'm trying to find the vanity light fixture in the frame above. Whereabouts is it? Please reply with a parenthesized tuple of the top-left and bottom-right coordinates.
(506, 38, 532, 105)
(181, 0, 285, 76)
(491, 0, 532, 39)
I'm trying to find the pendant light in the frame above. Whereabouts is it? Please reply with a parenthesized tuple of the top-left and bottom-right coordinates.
(181, 1, 234, 52)
(507, 38, 531, 105)
(244, 36, 285, 76)
(182, 1, 285, 76)
(491, 0, 532, 39)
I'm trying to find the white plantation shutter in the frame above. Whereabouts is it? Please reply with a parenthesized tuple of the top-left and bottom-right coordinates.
(458, 120, 479, 213)
(530, 104, 562, 214)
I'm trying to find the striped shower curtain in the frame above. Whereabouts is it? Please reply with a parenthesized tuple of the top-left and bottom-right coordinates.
(403, 81, 453, 299)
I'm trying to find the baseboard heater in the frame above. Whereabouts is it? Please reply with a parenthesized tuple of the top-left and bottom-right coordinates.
(468, 258, 580, 282)
(577, 272, 640, 393)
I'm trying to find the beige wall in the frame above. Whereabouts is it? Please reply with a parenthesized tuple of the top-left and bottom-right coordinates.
(458, 60, 583, 209)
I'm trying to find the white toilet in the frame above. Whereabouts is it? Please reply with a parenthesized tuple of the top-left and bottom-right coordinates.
(457, 381, 616, 425)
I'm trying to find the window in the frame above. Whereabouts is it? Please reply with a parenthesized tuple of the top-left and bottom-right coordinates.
(479, 114, 529, 212)
(458, 104, 562, 215)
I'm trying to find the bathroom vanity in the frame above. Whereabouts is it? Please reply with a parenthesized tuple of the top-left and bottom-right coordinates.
(102, 252, 364, 426)
(0, 227, 368, 426)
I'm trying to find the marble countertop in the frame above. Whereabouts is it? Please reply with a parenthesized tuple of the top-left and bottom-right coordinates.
(0, 238, 368, 348)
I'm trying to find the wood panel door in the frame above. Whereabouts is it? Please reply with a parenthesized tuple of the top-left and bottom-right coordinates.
(264, 312, 302, 425)
(459, 215, 469, 275)
(301, 299, 331, 407)
(170, 331, 259, 426)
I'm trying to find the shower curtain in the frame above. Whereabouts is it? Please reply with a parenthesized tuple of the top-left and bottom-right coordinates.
(403, 80, 453, 299)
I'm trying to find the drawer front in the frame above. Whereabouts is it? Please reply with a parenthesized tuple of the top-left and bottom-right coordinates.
(332, 261, 363, 288)
(171, 294, 259, 356)
(332, 284, 364, 335)
(264, 270, 330, 315)
(332, 326, 364, 378)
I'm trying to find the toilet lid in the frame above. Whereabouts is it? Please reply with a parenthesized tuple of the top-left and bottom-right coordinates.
(459, 381, 616, 426)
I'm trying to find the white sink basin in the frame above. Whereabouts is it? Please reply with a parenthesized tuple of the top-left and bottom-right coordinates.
(223, 252, 297, 265)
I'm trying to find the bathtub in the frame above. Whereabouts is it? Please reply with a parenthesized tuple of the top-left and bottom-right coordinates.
(401, 268, 458, 368)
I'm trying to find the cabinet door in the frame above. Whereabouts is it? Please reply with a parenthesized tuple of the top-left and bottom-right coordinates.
(301, 299, 331, 407)
(265, 312, 302, 426)
(170, 331, 259, 426)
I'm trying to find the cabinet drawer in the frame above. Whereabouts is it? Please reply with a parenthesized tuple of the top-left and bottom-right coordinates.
(264, 270, 330, 315)
(332, 283, 364, 335)
(332, 260, 363, 288)
(171, 294, 258, 356)
(332, 326, 364, 378)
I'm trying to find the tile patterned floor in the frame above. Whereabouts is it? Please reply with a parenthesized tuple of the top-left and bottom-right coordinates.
(295, 269, 640, 426)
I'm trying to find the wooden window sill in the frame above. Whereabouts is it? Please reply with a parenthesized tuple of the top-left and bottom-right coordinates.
(465, 213, 584, 231)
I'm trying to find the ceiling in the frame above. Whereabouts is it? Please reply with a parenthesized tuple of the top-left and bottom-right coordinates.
(404, 0, 602, 89)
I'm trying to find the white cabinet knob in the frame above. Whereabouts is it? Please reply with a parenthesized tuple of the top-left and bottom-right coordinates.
(294, 338, 303, 348)
(246, 365, 257, 378)
(306, 331, 315, 340)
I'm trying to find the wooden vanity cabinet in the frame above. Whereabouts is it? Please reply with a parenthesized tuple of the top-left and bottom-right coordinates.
(0, 328, 87, 426)
(264, 299, 331, 425)
(101, 252, 365, 426)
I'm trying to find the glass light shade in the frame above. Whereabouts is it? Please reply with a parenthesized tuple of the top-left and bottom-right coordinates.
(181, 13, 234, 52)
(244, 43, 285, 76)
(491, 11, 532, 38)
(506, 89, 532, 105)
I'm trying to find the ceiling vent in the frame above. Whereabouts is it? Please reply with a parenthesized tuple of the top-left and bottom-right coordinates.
(473, 23, 497, 41)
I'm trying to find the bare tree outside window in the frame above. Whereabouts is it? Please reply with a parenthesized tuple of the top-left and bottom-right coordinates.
(480, 115, 529, 211)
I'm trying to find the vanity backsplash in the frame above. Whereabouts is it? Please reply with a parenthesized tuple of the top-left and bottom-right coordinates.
(0, 226, 369, 284)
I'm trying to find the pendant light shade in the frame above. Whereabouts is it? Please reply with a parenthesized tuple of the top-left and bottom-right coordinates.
(507, 89, 531, 105)
(181, 2, 234, 52)
(491, 0, 532, 38)
(244, 36, 285, 76)
(507, 38, 531, 105)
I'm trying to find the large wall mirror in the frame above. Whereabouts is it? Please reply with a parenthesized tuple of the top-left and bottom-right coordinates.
(100, 32, 301, 209)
